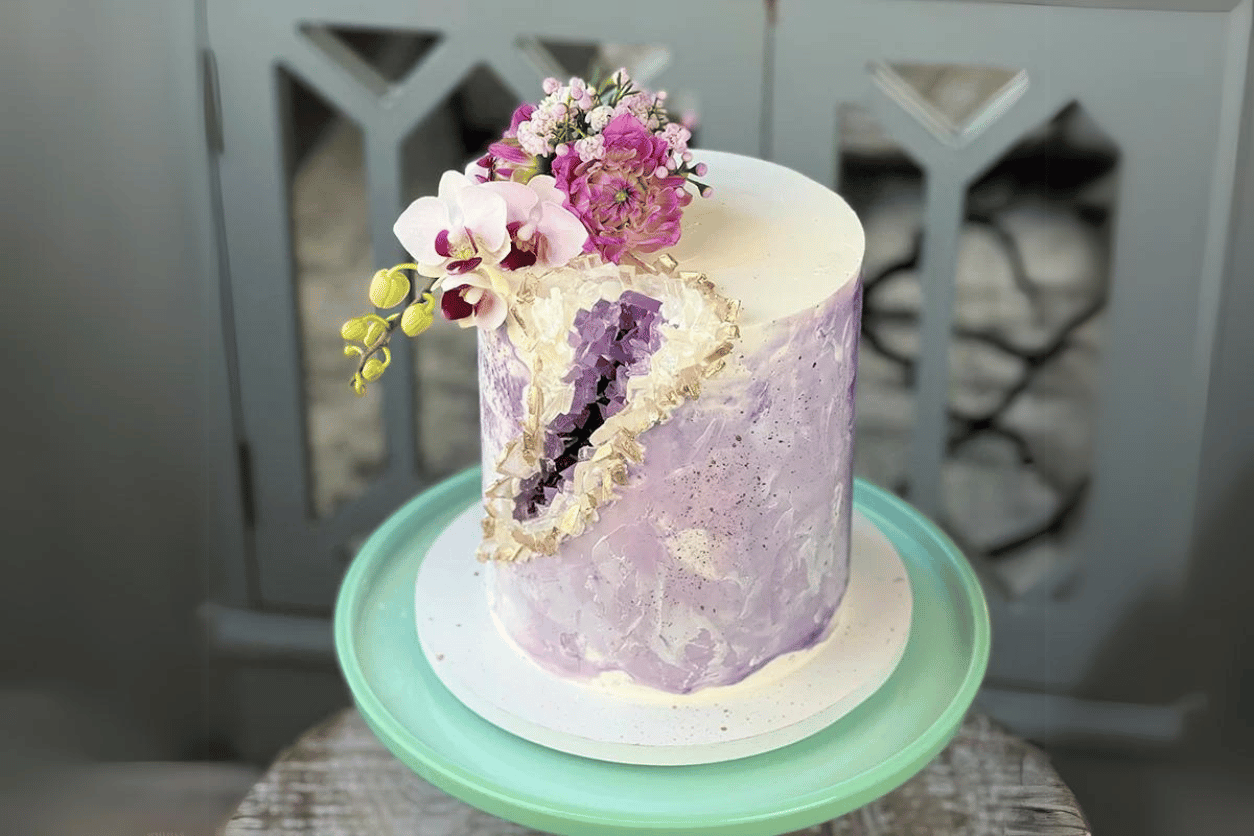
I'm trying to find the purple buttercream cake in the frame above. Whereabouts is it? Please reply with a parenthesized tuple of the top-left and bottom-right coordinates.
(477, 150, 865, 694)
(344, 72, 865, 696)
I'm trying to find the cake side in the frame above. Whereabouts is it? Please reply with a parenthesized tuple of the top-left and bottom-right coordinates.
(482, 277, 861, 692)
(477, 151, 865, 693)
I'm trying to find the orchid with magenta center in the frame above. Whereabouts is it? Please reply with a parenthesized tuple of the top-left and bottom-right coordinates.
(483, 175, 589, 271)
(393, 171, 510, 278)
(440, 272, 508, 330)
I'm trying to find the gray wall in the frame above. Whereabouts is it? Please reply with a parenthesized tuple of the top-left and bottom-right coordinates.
(0, 0, 215, 758)
(0, 0, 1251, 765)
(1188, 20, 1254, 759)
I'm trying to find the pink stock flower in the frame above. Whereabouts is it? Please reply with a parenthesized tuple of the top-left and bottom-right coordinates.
(467, 103, 540, 183)
(439, 272, 507, 330)
(393, 171, 510, 277)
(552, 113, 692, 264)
(482, 175, 588, 270)
(508, 102, 534, 134)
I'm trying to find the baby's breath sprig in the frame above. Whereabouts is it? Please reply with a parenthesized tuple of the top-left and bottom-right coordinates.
(341, 264, 438, 396)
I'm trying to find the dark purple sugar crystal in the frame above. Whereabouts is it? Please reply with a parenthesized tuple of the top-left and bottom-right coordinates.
(514, 291, 663, 521)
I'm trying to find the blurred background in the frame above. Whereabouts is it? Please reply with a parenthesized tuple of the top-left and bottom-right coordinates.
(3, 1, 1254, 834)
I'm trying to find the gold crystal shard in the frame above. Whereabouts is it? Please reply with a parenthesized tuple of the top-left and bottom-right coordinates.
(485, 478, 514, 500)
(558, 504, 583, 536)
(522, 430, 541, 460)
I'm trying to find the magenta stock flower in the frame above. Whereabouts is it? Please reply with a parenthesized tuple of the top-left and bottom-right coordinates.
(552, 113, 692, 264)
(506, 102, 535, 136)
(467, 103, 540, 184)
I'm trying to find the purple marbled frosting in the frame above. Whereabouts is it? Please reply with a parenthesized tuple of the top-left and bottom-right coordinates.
(478, 280, 862, 693)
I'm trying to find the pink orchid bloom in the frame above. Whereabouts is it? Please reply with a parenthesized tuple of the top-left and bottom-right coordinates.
(393, 171, 510, 278)
(439, 272, 508, 330)
(482, 175, 589, 271)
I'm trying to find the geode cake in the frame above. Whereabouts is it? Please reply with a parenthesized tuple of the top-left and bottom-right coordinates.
(343, 72, 864, 695)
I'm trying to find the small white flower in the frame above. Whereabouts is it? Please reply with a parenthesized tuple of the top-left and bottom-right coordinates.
(587, 105, 614, 133)
(660, 122, 691, 154)
(575, 134, 605, 161)
(567, 77, 594, 111)
(517, 123, 549, 157)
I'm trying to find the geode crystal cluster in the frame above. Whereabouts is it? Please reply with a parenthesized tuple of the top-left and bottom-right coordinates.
(514, 292, 663, 522)
(476, 253, 740, 564)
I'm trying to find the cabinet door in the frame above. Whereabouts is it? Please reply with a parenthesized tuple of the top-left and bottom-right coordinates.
(207, 0, 768, 608)
(773, 0, 1250, 693)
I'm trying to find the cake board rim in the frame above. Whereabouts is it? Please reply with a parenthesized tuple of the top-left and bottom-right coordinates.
(413, 502, 914, 765)
(334, 467, 991, 836)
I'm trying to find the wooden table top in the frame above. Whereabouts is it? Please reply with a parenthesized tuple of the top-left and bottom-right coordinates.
(224, 708, 1089, 835)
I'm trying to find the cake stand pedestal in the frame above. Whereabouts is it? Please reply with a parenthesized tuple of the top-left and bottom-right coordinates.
(333, 468, 990, 836)
(223, 708, 1092, 836)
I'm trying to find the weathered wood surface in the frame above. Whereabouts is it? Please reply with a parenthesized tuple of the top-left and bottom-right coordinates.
(224, 709, 1089, 835)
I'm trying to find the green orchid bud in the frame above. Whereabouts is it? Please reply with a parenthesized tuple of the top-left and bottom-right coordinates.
(369, 268, 410, 309)
(343, 344, 363, 358)
(401, 293, 436, 337)
(362, 357, 386, 382)
(364, 319, 387, 345)
(350, 375, 367, 396)
(340, 316, 368, 342)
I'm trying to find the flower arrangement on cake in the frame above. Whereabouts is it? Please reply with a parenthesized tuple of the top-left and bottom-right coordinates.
(341, 69, 742, 563)
(342, 69, 711, 396)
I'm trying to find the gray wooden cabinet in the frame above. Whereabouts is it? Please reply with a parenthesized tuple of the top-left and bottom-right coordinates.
(197, 0, 1254, 754)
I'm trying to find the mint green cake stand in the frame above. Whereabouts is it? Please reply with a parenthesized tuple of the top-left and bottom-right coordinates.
(334, 468, 990, 836)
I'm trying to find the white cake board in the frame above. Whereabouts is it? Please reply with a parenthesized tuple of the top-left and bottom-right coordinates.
(415, 507, 912, 766)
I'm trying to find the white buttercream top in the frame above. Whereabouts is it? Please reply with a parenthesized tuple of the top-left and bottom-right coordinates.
(664, 150, 864, 326)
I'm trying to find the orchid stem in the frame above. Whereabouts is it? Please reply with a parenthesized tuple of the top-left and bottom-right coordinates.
(353, 266, 439, 378)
